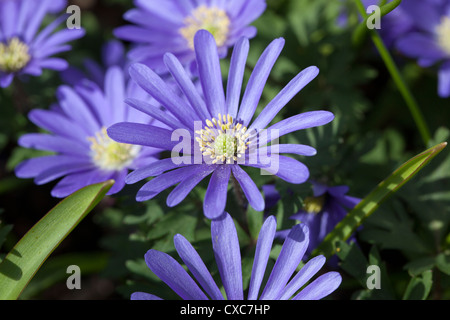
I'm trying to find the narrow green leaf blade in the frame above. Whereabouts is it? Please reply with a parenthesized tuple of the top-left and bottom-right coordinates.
(313, 142, 447, 258)
(0, 180, 114, 300)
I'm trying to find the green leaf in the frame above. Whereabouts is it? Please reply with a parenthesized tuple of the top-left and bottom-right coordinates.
(20, 252, 109, 299)
(312, 142, 447, 258)
(402, 270, 433, 300)
(0, 180, 114, 300)
(436, 252, 450, 276)
(246, 204, 263, 241)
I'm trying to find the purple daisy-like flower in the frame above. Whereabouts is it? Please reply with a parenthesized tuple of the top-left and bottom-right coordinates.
(14, 65, 160, 198)
(131, 212, 342, 300)
(114, 0, 266, 72)
(396, 0, 450, 97)
(107, 30, 334, 219)
(0, 0, 85, 88)
(275, 181, 360, 256)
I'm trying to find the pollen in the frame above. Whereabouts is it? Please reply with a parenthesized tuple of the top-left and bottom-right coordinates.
(303, 196, 326, 214)
(88, 127, 140, 171)
(195, 113, 250, 164)
(0, 37, 31, 73)
(436, 16, 450, 56)
(180, 5, 230, 50)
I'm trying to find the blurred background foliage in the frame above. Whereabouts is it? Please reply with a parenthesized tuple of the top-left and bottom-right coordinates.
(0, 0, 449, 300)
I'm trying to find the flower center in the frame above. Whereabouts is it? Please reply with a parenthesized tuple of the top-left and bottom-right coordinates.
(303, 196, 325, 214)
(0, 37, 31, 73)
(179, 5, 230, 50)
(436, 16, 450, 56)
(88, 127, 140, 171)
(196, 114, 250, 164)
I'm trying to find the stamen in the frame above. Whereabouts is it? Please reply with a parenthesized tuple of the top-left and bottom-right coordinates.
(88, 127, 140, 171)
(0, 37, 31, 73)
(436, 16, 450, 56)
(180, 5, 230, 50)
(303, 196, 326, 214)
(196, 114, 250, 164)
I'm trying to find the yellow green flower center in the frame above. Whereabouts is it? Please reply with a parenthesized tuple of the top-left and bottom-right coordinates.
(436, 16, 450, 56)
(0, 37, 31, 73)
(179, 5, 230, 50)
(88, 127, 140, 171)
(196, 113, 250, 164)
(303, 196, 326, 214)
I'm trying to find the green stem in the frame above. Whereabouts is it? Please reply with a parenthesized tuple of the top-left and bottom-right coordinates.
(355, 0, 432, 146)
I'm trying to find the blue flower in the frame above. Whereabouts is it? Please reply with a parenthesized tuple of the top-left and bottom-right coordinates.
(107, 30, 334, 219)
(396, 0, 450, 97)
(114, 0, 267, 72)
(273, 181, 360, 256)
(131, 212, 342, 300)
(0, 0, 85, 88)
(14, 65, 160, 198)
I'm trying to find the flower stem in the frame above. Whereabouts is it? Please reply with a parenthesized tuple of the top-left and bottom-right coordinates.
(354, 0, 432, 146)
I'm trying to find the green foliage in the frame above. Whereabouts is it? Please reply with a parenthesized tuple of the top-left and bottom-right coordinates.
(0, 180, 113, 299)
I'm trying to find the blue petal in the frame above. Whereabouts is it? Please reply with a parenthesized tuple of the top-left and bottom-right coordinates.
(194, 30, 226, 117)
(246, 155, 310, 184)
(438, 61, 450, 98)
(56, 85, 101, 133)
(107, 122, 177, 150)
(292, 271, 342, 300)
(167, 165, 215, 207)
(136, 165, 204, 201)
(104, 66, 126, 125)
(126, 158, 190, 184)
(163, 52, 210, 120)
(130, 292, 163, 300)
(260, 223, 310, 300)
(263, 111, 335, 143)
(145, 249, 208, 300)
(174, 234, 224, 300)
(226, 37, 249, 119)
(128, 63, 197, 129)
(249, 66, 320, 131)
(203, 165, 231, 220)
(18, 133, 89, 156)
(237, 38, 285, 127)
(247, 216, 277, 300)
(277, 255, 326, 300)
(211, 212, 243, 300)
(231, 165, 265, 211)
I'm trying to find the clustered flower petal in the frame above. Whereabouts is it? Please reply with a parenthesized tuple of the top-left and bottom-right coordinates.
(108, 30, 334, 219)
(0, 0, 85, 88)
(14, 65, 160, 197)
(131, 212, 342, 300)
(114, 0, 267, 72)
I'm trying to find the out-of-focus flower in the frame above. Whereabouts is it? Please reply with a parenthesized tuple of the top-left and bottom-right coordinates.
(14, 66, 160, 198)
(337, 0, 414, 48)
(131, 212, 342, 300)
(113, 0, 267, 72)
(107, 30, 334, 219)
(0, 0, 85, 88)
(268, 181, 360, 256)
(396, 0, 450, 97)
